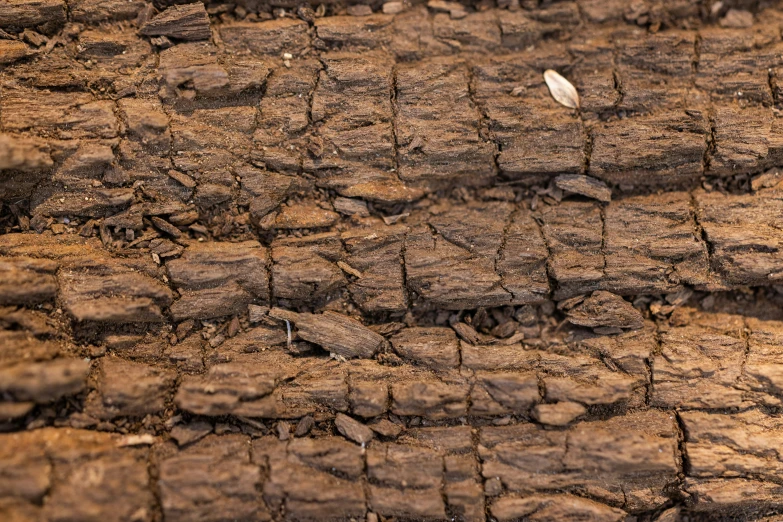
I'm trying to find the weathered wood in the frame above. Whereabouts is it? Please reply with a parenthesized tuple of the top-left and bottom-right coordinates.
(4, 2, 783, 519)
(138, 3, 211, 41)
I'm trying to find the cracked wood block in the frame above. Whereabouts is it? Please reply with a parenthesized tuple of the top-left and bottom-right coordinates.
(85, 357, 176, 419)
(306, 51, 414, 203)
(221, 18, 310, 57)
(538, 349, 643, 408)
(58, 254, 173, 323)
(444, 454, 485, 522)
(682, 409, 783, 486)
(347, 359, 393, 418)
(391, 7, 452, 60)
(603, 192, 710, 294)
(578, 325, 656, 396)
(158, 434, 267, 521)
(252, 60, 320, 173)
(0, 133, 53, 172)
(461, 342, 539, 372)
(684, 477, 783, 514)
(0, 358, 90, 407)
(271, 232, 346, 302)
(68, 0, 146, 23)
(405, 202, 513, 309)
(578, 0, 702, 24)
(118, 97, 171, 154)
(0, 256, 58, 306)
(315, 14, 394, 51)
(190, 349, 350, 420)
(390, 369, 470, 419)
(0, 234, 172, 324)
(395, 56, 495, 189)
(565, 291, 644, 330)
(170, 105, 258, 184)
(1, 88, 118, 140)
(342, 223, 407, 312)
(652, 309, 746, 409)
(0, 233, 98, 260)
(255, 436, 366, 520)
(432, 10, 501, 53)
(138, 3, 210, 41)
(239, 166, 310, 223)
(479, 410, 680, 512)
(176, 353, 291, 417)
(390, 327, 460, 371)
(74, 27, 155, 92)
(490, 494, 627, 521)
(538, 200, 604, 299)
(268, 200, 339, 230)
(158, 41, 270, 100)
(166, 240, 269, 320)
(569, 38, 618, 115)
(465, 330, 650, 415)
(709, 105, 783, 177)
(697, 25, 783, 104)
(498, 11, 553, 50)
(589, 110, 708, 186)
(695, 187, 783, 286)
(496, 207, 551, 303)
(743, 317, 783, 407)
(470, 369, 541, 417)
(368, 442, 447, 519)
(33, 188, 135, 219)
(0, 332, 60, 365)
(472, 54, 585, 180)
(614, 29, 696, 113)
(0, 428, 154, 520)
(0, 0, 66, 32)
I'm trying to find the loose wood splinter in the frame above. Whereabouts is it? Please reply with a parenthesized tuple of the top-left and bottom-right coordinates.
(544, 69, 580, 109)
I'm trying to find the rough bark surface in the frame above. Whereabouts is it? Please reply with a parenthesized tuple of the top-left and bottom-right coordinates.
(3, 1, 783, 521)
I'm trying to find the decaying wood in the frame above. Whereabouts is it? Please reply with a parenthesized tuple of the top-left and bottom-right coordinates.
(3, 1, 783, 520)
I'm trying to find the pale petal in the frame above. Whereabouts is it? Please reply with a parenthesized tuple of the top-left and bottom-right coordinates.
(544, 69, 580, 109)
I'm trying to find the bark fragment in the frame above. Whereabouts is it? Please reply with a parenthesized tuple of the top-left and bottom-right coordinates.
(138, 3, 210, 41)
(270, 309, 385, 359)
(566, 291, 644, 330)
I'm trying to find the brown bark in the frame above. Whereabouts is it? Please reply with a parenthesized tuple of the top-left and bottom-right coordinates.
(3, 1, 783, 521)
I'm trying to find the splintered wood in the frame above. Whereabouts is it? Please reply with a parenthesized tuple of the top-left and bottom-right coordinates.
(2, 0, 783, 520)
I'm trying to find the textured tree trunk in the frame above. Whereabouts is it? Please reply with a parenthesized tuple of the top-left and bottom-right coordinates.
(3, 0, 783, 520)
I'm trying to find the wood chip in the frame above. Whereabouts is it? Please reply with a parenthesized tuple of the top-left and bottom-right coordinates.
(248, 304, 270, 323)
(347, 4, 373, 16)
(554, 174, 611, 203)
(532, 402, 586, 426)
(566, 291, 644, 330)
(138, 3, 211, 41)
(382, 1, 404, 14)
(382, 213, 409, 225)
(151, 216, 181, 238)
(544, 69, 579, 109)
(337, 260, 363, 278)
(369, 418, 403, 438)
(269, 308, 385, 359)
(450, 321, 482, 345)
(276, 420, 291, 441)
(294, 415, 315, 437)
(335, 413, 374, 445)
(117, 434, 156, 447)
